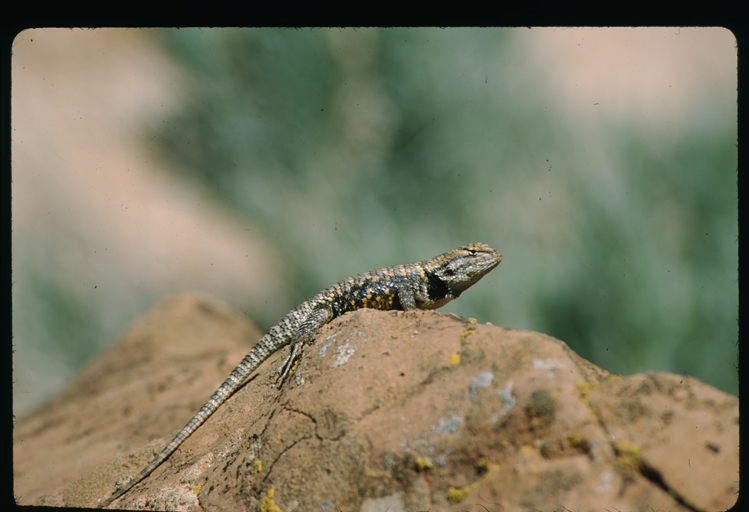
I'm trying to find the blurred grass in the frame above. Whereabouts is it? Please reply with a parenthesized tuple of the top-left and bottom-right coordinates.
(150, 28, 737, 395)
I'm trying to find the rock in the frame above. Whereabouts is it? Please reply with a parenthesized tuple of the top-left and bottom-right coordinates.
(14, 294, 739, 511)
(13, 293, 264, 507)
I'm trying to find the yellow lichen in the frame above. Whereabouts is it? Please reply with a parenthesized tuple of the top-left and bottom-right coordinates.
(414, 456, 433, 471)
(567, 433, 582, 448)
(575, 381, 600, 402)
(613, 440, 642, 472)
(445, 463, 500, 504)
(193, 482, 202, 494)
(260, 488, 282, 512)
(448, 353, 461, 366)
(251, 459, 262, 474)
(460, 318, 478, 341)
(446, 486, 470, 504)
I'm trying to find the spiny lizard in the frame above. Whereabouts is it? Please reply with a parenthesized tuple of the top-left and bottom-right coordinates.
(99, 242, 501, 508)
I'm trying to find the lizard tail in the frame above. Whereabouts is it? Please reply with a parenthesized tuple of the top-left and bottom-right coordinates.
(98, 338, 276, 508)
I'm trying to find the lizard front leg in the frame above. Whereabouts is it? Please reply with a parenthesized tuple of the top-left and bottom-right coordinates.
(397, 283, 418, 310)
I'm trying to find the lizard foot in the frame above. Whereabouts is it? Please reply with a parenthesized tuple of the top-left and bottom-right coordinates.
(276, 342, 303, 387)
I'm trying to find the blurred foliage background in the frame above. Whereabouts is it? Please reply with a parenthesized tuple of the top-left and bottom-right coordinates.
(12, 28, 737, 418)
(152, 27, 737, 391)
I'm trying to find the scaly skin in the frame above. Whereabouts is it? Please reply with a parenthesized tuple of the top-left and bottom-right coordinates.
(99, 243, 501, 508)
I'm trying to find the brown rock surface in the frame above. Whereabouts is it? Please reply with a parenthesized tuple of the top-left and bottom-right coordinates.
(14, 294, 738, 511)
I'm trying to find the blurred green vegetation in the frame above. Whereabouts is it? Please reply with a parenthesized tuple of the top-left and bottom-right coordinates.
(148, 28, 737, 396)
(13, 28, 735, 424)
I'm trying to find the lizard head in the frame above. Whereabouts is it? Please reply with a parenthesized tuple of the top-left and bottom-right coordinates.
(432, 242, 502, 294)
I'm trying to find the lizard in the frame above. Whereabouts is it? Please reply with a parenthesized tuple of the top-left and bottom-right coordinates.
(99, 242, 501, 508)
